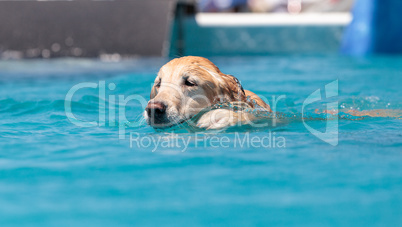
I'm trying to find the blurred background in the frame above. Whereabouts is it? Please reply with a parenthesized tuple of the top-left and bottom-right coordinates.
(1, 0, 400, 59)
(198, 0, 353, 12)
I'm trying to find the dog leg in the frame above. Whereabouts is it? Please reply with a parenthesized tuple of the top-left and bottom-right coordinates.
(196, 109, 256, 129)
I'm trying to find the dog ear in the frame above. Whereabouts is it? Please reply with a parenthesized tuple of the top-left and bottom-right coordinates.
(195, 61, 247, 104)
(219, 74, 247, 103)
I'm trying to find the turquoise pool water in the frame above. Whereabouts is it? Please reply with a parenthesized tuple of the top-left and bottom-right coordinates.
(0, 56, 401, 226)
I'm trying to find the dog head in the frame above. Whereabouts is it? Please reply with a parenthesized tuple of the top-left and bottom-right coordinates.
(144, 56, 246, 128)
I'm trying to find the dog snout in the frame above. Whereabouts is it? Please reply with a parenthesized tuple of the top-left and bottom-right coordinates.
(146, 101, 167, 119)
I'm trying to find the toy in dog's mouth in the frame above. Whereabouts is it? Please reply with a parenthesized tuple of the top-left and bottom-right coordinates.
(144, 101, 261, 129)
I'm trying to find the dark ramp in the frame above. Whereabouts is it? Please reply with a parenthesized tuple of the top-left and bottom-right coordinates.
(0, 0, 176, 58)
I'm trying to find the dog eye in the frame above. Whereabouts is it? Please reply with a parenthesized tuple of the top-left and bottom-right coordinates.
(184, 78, 196, 87)
(155, 79, 161, 88)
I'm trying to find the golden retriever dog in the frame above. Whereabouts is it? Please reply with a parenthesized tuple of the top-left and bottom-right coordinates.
(144, 56, 271, 129)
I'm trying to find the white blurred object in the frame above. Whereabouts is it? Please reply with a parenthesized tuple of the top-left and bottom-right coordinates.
(196, 13, 352, 26)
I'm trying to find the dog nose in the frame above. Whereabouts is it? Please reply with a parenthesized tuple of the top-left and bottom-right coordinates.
(146, 101, 167, 119)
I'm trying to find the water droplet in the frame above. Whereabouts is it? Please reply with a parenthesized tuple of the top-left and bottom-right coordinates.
(41, 49, 50, 58)
(51, 43, 61, 52)
(71, 47, 83, 56)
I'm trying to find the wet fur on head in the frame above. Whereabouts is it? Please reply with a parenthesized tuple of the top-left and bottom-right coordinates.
(150, 56, 247, 105)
